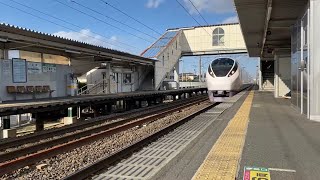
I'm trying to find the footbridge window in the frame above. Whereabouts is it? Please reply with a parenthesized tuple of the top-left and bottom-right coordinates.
(212, 28, 225, 46)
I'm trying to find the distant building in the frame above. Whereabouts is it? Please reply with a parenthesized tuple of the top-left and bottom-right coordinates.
(179, 73, 198, 81)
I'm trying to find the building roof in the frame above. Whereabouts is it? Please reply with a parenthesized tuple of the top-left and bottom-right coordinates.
(0, 23, 155, 64)
(234, 0, 307, 59)
(166, 23, 239, 31)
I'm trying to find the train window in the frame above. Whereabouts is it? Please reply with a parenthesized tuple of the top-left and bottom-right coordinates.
(211, 58, 234, 77)
(212, 28, 225, 46)
(232, 62, 238, 72)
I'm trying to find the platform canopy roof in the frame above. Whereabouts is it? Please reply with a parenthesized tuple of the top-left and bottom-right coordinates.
(0, 23, 155, 75)
(234, 0, 307, 60)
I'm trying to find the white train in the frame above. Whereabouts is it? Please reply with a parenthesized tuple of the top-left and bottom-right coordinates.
(206, 58, 242, 102)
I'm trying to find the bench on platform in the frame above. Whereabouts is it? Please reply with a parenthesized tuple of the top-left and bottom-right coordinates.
(6, 85, 55, 100)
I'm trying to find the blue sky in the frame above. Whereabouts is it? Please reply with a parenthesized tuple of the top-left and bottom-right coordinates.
(0, 0, 258, 78)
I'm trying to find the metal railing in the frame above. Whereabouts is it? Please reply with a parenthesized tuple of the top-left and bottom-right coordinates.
(77, 79, 108, 95)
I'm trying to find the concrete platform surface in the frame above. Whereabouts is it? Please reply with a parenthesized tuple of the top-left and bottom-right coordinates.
(93, 92, 247, 180)
(238, 91, 320, 180)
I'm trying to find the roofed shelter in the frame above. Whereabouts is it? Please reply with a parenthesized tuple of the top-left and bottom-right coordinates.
(0, 23, 155, 101)
(234, 0, 320, 121)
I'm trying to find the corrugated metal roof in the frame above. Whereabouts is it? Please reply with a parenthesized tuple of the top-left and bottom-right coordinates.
(0, 23, 155, 62)
(166, 23, 239, 31)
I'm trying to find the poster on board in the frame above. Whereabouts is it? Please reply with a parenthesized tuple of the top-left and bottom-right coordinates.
(2, 59, 11, 75)
(12, 58, 27, 83)
(27, 62, 42, 74)
(42, 63, 56, 73)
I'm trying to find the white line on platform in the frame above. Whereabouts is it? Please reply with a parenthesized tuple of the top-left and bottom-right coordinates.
(269, 168, 296, 173)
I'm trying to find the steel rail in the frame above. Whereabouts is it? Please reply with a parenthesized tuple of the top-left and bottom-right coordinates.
(64, 101, 215, 180)
(64, 85, 253, 180)
(0, 95, 206, 152)
(0, 97, 208, 176)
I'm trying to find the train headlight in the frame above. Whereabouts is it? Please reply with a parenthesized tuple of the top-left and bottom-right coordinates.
(228, 62, 238, 77)
(228, 70, 235, 77)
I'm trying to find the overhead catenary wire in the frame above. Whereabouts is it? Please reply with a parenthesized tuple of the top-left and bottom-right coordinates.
(56, 0, 153, 43)
(187, 0, 211, 27)
(174, 0, 212, 37)
(8, 0, 139, 52)
(70, 0, 157, 40)
(99, 0, 162, 36)
(0, 1, 138, 53)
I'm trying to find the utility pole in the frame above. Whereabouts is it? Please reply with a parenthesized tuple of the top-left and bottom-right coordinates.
(199, 56, 202, 82)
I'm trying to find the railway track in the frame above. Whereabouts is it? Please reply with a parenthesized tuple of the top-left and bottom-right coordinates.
(0, 96, 204, 151)
(65, 100, 215, 180)
(0, 95, 208, 177)
(65, 86, 252, 180)
(0, 95, 206, 152)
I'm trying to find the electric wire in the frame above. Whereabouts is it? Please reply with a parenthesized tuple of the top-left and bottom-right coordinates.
(0, 1, 137, 53)
(99, 0, 162, 36)
(56, 0, 153, 43)
(187, 0, 211, 26)
(174, 0, 212, 36)
(8, 0, 139, 52)
(70, 0, 157, 40)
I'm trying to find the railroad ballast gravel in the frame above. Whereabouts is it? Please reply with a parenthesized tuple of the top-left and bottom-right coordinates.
(2, 101, 210, 179)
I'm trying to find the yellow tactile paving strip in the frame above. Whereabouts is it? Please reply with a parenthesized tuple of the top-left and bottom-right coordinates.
(193, 91, 254, 180)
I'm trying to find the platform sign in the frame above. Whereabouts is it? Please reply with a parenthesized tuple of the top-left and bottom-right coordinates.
(12, 58, 27, 83)
(42, 63, 56, 73)
(27, 62, 42, 74)
(243, 166, 270, 180)
(2, 60, 11, 76)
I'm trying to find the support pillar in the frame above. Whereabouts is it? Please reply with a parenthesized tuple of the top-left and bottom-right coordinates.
(174, 62, 180, 89)
(34, 113, 44, 132)
(2, 116, 10, 129)
(159, 97, 164, 104)
(125, 100, 130, 111)
(77, 106, 81, 119)
(199, 56, 202, 82)
(106, 62, 111, 94)
(1, 116, 16, 138)
(106, 103, 112, 114)
(92, 106, 100, 118)
(17, 114, 21, 127)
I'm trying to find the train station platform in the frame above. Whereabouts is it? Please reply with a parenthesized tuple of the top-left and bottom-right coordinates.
(0, 88, 206, 117)
(157, 90, 320, 180)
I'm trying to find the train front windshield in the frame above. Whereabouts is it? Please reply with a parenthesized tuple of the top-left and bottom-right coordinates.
(211, 58, 235, 77)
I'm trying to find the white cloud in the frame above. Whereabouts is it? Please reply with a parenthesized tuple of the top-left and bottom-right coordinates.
(221, 15, 239, 24)
(53, 29, 117, 49)
(146, 0, 165, 8)
(110, 36, 117, 41)
(183, 0, 234, 14)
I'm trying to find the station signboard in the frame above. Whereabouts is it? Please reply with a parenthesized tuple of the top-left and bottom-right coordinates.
(27, 62, 42, 74)
(42, 63, 56, 73)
